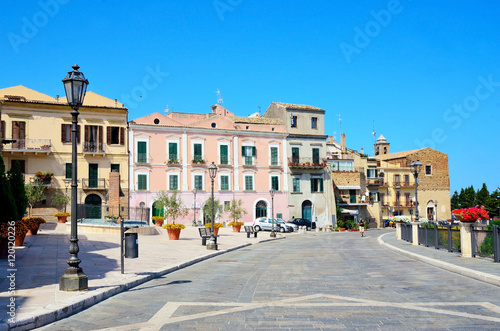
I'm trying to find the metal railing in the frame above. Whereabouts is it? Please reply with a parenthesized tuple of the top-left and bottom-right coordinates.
(417, 224, 461, 252)
(288, 157, 327, 168)
(472, 224, 500, 261)
(83, 142, 105, 153)
(82, 178, 107, 189)
(77, 205, 151, 223)
(401, 223, 412, 243)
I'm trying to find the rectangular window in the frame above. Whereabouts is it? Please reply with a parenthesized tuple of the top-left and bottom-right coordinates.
(169, 175, 178, 190)
(111, 164, 120, 173)
(137, 174, 147, 190)
(12, 121, 26, 149)
(310, 178, 324, 193)
(194, 175, 203, 190)
(271, 176, 279, 191)
(331, 160, 353, 171)
(61, 124, 80, 143)
(1, 121, 5, 140)
(312, 148, 319, 165)
(381, 193, 386, 205)
(107, 126, 124, 145)
(425, 165, 432, 175)
(193, 143, 203, 162)
(89, 163, 98, 188)
(369, 192, 378, 202)
(65, 163, 72, 179)
(311, 117, 317, 129)
(137, 141, 147, 163)
(220, 145, 229, 165)
(168, 142, 178, 162)
(292, 178, 301, 193)
(394, 174, 400, 184)
(291, 115, 297, 128)
(405, 193, 411, 206)
(220, 175, 229, 191)
(277, 213, 283, 219)
(270, 147, 278, 166)
(367, 168, 378, 178)
(84, 125, 103, 152)
(292, 147, 300, 163)
(242, 146, 256, 165)
(244, 175, 253, 191)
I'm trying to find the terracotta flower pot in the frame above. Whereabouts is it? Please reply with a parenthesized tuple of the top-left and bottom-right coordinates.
(27, 222, 40, 235)
(155, 220, 164, 227)
(15, 234, 26, 247)
(57, 216, 68, 223)
(338, 228, 345, 232)
(167, 228, 181, 240)
(213, 227, 219, 236)
(232, 225, 241, 232)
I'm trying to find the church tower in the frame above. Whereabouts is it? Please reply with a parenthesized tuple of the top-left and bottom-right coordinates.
(374, 135, 390, 156)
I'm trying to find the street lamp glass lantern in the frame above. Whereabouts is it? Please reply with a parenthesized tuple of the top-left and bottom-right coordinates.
(208, 162, 217, 179)
(269, 189, 275, 197)
(62, 64, 89, 108)
(409, 159, 422, 176)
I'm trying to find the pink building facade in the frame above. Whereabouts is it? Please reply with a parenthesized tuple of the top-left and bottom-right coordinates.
(128, 105, 290, 226)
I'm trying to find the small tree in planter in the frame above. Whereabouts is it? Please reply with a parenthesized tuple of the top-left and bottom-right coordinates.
(226, 199, 247, 232)
(25, 183, 46, 217)
(52, 192, 70, 213)
(155, 190, 188, 239)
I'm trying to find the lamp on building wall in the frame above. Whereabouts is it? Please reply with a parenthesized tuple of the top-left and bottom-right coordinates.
(64, 179, 70, 212)
(270, 189, 276, 238)
(396, 184, 400, 216)
(410, 160, 422, 222)
(434, 200, 438, 221)
(207, 162, 218, 250)
(59, 64, 89, 291)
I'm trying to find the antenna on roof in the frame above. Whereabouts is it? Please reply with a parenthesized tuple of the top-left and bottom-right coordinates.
(258, 106, 261, 116)
(332, 131, 337, 141)
(338, 114, 342, 132)
(216, 89, 223, 105)
(164, 105, 169, 114)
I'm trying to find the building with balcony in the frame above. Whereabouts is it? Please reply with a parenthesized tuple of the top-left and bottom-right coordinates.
(0, 85, 129, 219)
(128, 104, 289, 225)
(327, 133, 382, 227)
(262, 103, 334, 227)
(375, 136, 451, 221)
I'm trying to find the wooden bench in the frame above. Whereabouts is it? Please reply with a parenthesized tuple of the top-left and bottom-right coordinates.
(198, 227, 217, 245)
(244, 226, 258, 238)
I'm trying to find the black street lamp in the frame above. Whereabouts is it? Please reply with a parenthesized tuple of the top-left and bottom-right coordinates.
(59, 64, 89, 291)
(64, 179, 70, 213)
(270, 189, 276, 238)
(410, 159, 422, 222)
(192, 188, 197, 226)
(207, 162, 218, 250)
(396, 184, 400, 216)
(434, 200, 438, 221)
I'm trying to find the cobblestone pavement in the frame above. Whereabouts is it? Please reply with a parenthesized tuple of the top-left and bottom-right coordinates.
(42, 232, 500, 330)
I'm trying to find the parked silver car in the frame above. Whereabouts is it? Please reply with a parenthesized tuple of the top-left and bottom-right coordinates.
(253, 218, 293, 233)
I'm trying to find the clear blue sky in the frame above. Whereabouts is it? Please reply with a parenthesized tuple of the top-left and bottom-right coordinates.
(1, 0, 499, 195)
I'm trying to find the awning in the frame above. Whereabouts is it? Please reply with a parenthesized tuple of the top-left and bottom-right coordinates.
(341, 209, 359, 215)
(337, 186, 361, 190)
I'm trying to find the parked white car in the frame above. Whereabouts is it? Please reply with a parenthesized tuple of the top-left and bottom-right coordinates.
(252, 217, 294, 233)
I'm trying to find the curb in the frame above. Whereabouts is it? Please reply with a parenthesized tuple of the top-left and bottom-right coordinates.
(6, 239, 271, 330)
(378, 233, 500, 288)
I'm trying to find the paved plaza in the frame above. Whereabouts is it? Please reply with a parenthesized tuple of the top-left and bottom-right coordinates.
(1, 223, 500, 330)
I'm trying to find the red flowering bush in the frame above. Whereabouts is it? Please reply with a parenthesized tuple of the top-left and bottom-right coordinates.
(452, 206, 489, 222)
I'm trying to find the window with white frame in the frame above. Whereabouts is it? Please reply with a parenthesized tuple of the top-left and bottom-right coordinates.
(193, 174, 203, 190)
(292, 177, 301, 193)
(310, 177, 324, 193)
(269, 146, 279, 166)
(136, 173, 148, 191)
(242, 146, 256, 165)
(192, 141, 204, 163)
(331, 160, 353, 172)
(270, 175, 279, 191)
(219, 144, 229, 165)
(168, 174, 179, 190)
(136, 140, 148, 163)
(167, 141, 179, 163)
(367, 168, 378, 178)
(244, 175, 254, 191)
(220, 174, 230, 191)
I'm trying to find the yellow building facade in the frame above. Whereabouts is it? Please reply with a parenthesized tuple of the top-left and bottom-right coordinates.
(0, 85, 128, 220)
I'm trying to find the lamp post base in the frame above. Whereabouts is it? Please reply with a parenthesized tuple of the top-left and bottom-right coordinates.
(270, 231, 276, 238)
(206, 236, 218, 250)
(59, 268, 88, 291)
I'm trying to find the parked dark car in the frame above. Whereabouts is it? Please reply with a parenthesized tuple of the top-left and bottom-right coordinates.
(383, 219, 392, 228)
(288, 218, 316, 230)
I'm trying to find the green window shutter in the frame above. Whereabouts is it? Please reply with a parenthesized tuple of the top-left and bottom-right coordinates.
(241, 146, 245, 156)
(375, 170, 378, 177)
(170, 175, 178, 190)
(194, 144, 202, 156)
(310, 179, 314, 192)
(252, 146, 256, 157)
(220, 145, 228, 156)
(137, 141, 147, 162)
(169, 143, 177, 155)
(221, 176, 229, 190)
(271, 147, 277, 158)
(138, 175, 147, 190)
(65, 163, 72, 179)
(367, 169, 370, 177)
(319, 179, 324, 192)
(272, 176, 279, 190)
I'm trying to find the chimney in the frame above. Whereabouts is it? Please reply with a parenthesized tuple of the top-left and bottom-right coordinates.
(341, 133, 346, 154)
(360, 148, 364, 155)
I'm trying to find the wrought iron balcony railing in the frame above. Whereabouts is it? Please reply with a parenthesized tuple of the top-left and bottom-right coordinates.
(3, 139, 52, 152)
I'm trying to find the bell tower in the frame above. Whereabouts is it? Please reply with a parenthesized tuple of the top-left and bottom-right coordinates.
(374, 135, 390, 156)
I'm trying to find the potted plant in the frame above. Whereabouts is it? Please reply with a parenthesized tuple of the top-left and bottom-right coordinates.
(154, 190, 189, 240)
(34, 171, 54, 185)
(24, 216, 46, 235)
(452, 206, 489, 222)
(163, 223, 186, 240)
(152, 216, 165, 227)
(53, 212, 70, 223)
(105, 215, 120, 223)
(205, 222, 224, 235)
(227, 221, 244, 232)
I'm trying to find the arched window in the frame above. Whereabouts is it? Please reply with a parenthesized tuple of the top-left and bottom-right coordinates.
(256, 200, 267, 218)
